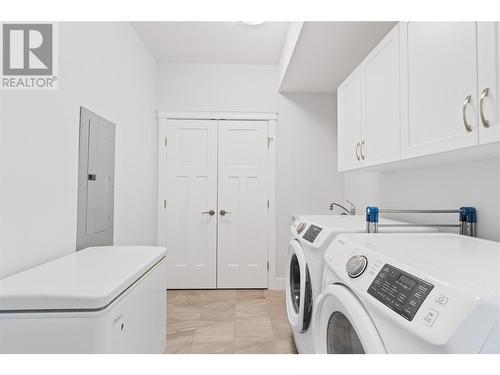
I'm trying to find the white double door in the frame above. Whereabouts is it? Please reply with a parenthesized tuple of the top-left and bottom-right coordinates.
(162, 119, 269, 289)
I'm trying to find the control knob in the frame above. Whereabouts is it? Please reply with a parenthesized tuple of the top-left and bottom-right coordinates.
(346, 255, 368, 278)
(296, 222, 306, 234)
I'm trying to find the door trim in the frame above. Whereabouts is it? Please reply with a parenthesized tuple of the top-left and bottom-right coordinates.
(158, 111, 278, 121)
(156, 112, 278, 289)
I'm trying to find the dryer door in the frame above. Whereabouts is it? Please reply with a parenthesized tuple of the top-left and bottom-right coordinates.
(286, 240, 313, 333)
(313, 284, 386, 354)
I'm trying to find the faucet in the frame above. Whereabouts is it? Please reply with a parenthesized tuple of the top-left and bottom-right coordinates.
(329, 200, 356, 215)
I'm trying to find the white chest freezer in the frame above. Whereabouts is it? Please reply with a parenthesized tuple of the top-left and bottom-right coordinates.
(0, 246, 166, 353)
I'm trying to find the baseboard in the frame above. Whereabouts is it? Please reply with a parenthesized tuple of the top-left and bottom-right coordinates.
(166, 277, 287, 290)
(268, 277, 286, 290)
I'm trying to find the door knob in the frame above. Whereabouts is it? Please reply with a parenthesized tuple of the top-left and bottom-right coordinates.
(220, 209, 232, 216)
(201, 210, 215, 216)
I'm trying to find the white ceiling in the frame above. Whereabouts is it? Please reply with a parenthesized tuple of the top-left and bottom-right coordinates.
(279, 22, 397, 93)
(132, 22, 289, 65)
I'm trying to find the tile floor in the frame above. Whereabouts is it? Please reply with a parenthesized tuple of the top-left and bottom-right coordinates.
(166, 289, 297, 354)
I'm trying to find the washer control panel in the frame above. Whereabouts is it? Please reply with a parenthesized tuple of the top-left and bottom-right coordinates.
(368, 264, 434, 321)
(302, 224, 323, 243)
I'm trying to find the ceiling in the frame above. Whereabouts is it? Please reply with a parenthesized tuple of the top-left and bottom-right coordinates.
(132, 21, 397, 93)
(132, 22, 289, 65)
(279, 22, 397, 93)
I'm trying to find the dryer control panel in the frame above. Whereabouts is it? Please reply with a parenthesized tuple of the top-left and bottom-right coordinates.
(302, 224, 323, 243)
(368, 264, 434, 321)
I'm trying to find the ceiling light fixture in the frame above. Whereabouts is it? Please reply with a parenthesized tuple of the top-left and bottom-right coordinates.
(240, 21, 265, 26)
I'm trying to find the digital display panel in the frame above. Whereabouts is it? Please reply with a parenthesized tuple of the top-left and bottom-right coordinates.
(368, 264, 434, 321)
(302, 225, 322, 243)
(399, 274, 417, 288)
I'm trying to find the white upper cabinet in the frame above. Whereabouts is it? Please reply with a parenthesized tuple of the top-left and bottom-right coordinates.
(402, 22, 478, 159)
(337, 24, 402, 171)
(362, 24, 403, 167)
(477, 22, 500, 144)
(338, 68, 363, 171)
(337, 22, 500, 172)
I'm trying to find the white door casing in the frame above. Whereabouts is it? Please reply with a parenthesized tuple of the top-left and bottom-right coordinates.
(157, 113, 277, 289)
(162, 120, 218, 289)
(478, 22, 500, 144)
(402, 22, 478, 158)
(217, 120, 269, 288)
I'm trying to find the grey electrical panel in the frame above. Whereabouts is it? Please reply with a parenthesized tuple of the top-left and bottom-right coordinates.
(76, 107, 116, 250)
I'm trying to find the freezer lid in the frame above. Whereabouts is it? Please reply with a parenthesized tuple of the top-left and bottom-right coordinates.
(0, 246, 166, 312)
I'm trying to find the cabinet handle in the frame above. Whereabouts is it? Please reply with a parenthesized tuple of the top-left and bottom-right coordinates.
(462, 95, 473, 133)
(220, 209, 232, 216)
(355, 142, 360, 161)
(480, 88, 490, 128)
(201, 210, 215, 216)
(360, 140, 365, 160)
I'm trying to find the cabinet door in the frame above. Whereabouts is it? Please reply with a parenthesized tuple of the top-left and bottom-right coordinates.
(478, 22, 500, 144)
(403, 22, 478, 159)
(362, 24, 402, 167)
(338, 69, 363, 171)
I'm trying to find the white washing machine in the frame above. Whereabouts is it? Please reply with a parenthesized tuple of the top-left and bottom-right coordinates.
(286, 215, 436, 353)
(313, 233, 500, 353)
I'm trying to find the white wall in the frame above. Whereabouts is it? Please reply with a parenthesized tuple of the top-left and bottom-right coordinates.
(0, 23, 157, 278)
(277, 22, 304, 91)
(157, 63, 343, 282)
(342, 171, 382, 211)
(343, 158, 500, 241)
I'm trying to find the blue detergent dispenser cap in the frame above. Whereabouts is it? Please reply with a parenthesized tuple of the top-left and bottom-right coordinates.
(460, 207, 477, 224)
(366, 206, 379, 223)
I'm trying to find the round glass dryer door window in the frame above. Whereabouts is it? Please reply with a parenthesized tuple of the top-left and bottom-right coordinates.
(302, 267, 313, 332)
(313, 284, 385, 354)
(289, 253, 301, 314)
(327, 311, 365, 354)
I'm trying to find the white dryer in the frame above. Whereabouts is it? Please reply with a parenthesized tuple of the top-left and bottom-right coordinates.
(313, 233, 500, 354)
(286, 215, 436, 353)
(286, 217, 336, 353)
